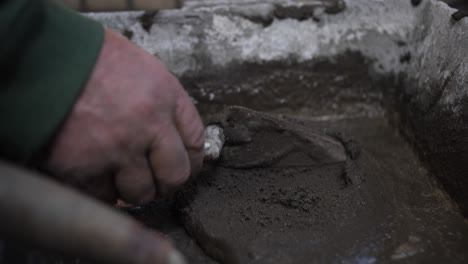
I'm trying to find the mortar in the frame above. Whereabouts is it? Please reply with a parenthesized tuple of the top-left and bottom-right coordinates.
(4, 0, 467, 263)
(94, 1, 468, 262)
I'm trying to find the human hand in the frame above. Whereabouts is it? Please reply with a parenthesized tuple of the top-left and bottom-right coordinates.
(45, 29, 204, 204)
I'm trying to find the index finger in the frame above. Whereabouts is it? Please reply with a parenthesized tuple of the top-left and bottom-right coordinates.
(173, 91, 205, 177)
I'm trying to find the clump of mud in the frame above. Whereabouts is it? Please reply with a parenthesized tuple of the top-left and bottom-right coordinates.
(176, 107, 383, 264)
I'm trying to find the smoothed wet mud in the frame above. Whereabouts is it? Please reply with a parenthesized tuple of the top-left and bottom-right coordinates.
(176, 108, 468, 264)
(3, 52, 467, 264)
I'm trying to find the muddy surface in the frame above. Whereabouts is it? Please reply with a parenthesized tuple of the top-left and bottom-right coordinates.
(176, 107, 374, 263)
(182, 52, 393, 118)
(4, 113, 467, 264)
(2, 52, 467, 264)
(175, 107, 468, 263)
(207, 106, 348, 168)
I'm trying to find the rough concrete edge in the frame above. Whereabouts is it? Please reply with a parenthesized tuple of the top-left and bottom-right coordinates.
(87, 0, 415, 77)
(401, 0, 468, 216)
(407, 0, 468, 107)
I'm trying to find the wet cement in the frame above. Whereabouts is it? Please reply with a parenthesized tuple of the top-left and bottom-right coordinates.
(4, 113, 467, 264)
(176, 107, 468, 264)
(181, 52, 392, 118)
(145, 51, 468, 263)
(3, 52, 467, 264)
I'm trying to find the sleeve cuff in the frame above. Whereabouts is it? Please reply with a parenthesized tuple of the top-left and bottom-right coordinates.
(0, 1, 104, 163)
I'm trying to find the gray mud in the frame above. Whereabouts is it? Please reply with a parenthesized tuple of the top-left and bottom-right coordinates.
(7, 108, 466, 264)
(181, 52, 393, 119)
(177, 107, 374, 263)
(176, 107, 468, 264)
(2, 52, 467, 264)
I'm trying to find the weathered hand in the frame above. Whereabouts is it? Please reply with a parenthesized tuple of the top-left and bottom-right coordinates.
(45, 29, 204, 204)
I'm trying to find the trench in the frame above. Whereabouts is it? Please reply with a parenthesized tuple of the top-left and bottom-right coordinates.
(3, 52, 467, 264)
(126, 53, 468, 263)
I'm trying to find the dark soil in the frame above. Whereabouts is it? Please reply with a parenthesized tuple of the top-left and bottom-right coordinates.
(2, 53, 467, 264)
(182, 52, 392, 118)
(176, 108, 468, 263)
(177, 107, 379, 264)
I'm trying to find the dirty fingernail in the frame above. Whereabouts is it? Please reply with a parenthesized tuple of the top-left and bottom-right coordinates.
(167, 249, 187, 264)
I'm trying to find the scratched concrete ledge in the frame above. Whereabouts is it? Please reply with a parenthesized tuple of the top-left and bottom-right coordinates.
(87, 0, 414, 76)
(87, 0, 468, 215)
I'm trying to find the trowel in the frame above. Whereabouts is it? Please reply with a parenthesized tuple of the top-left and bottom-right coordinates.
(203, 106, 347, 166)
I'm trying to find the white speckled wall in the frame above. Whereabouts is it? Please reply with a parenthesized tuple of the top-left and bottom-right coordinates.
(87, 0, 416, 75)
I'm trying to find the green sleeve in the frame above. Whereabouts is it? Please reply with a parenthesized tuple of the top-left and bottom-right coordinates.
(0, 0, 104, 164)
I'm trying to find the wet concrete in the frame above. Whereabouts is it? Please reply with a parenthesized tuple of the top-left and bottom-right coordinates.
(175, 108, 468, 264)
(181, 52, 393, 118)
(175, 52, 468, 263)
(3, 51, 467, 263)
(176, 107, 374, 263)
(6, 107, 466, 263)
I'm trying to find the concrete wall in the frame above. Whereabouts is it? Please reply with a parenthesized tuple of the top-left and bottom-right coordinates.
(88, 0, 415, 76)
(401, 1, 468, 215)
(87, 0, 468, 215)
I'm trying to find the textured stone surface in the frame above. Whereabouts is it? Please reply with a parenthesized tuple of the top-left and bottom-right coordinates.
(87, 0, 414, 76)
(400, 0, 468, 216)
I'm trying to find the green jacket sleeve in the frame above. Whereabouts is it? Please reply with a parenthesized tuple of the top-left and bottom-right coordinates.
(0, 0, 104, 164)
